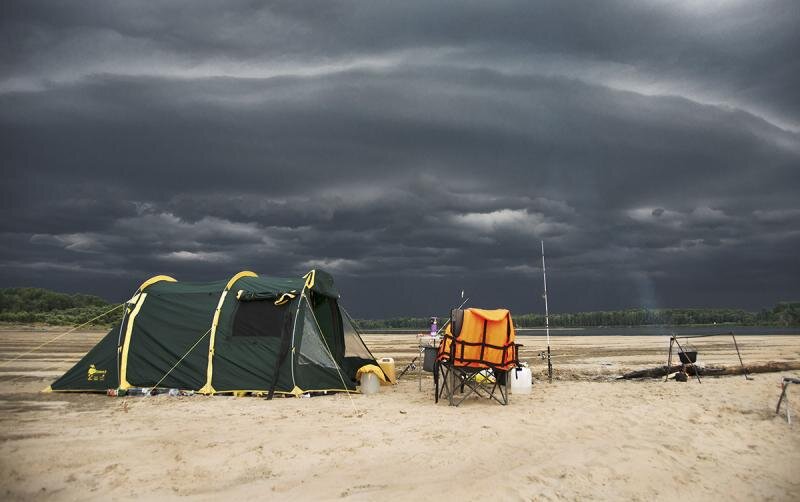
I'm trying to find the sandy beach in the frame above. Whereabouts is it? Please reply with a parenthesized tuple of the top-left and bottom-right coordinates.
(1, 328, 799, 501)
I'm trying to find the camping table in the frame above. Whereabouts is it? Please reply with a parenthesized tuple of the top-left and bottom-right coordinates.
(418, 334, 441, 391)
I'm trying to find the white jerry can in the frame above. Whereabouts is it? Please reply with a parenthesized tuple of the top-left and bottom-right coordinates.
(509, 366, 532, 394)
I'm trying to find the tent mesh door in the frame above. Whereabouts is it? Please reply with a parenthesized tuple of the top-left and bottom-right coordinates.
(298, 303, 339, 369)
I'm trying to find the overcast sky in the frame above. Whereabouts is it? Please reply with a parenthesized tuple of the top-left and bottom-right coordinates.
(1, 1, 799, 318)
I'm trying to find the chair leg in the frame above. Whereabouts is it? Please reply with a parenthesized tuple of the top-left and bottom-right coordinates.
(441, 368, 453, 402)
(444, 367, 457, 406)
(437, 366, 512, 406)
(453, 373, 479, 406)
(434, 361, 439, 404)
(438, 365, 450, 404)
(487, 379, 508, 405)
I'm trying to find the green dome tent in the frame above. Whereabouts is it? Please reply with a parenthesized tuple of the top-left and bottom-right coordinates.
(47, 269, 383, 397)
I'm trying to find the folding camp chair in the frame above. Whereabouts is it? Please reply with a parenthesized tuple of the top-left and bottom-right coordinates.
(435, 308, 520, 406)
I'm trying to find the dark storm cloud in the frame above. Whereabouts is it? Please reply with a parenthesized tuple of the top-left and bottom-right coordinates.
(1, 0, 798, 316)
(4, 0, 798, 128)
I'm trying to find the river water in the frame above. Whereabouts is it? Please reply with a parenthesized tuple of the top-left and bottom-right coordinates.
(361, 325, 799, 336)
(516, 325, 799, 336)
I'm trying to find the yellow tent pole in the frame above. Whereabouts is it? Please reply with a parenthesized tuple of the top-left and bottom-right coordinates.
(118, 293, 148, 389)
(199, 271, 258, 394)
(118, 275, 178, 390)
(136, 275, 177, 292)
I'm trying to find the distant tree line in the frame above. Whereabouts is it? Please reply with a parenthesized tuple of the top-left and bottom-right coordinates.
(0, 288, 120, 326)
(512, 304, 800, 327)
(354, 302, 800, 329)
(0, 287, 798, 328)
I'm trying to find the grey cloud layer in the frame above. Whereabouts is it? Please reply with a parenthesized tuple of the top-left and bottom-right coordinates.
(4, 0, 798, 128)
(1, 1, 798, 316)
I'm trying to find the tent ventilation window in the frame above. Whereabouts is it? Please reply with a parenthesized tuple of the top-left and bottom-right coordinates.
(232, 301, 290, 338)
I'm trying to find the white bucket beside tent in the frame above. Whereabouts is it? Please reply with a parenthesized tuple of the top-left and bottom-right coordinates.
(360, 372, 379, 394)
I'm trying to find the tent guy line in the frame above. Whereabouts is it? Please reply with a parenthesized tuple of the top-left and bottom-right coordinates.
(0, 303, 123, 368)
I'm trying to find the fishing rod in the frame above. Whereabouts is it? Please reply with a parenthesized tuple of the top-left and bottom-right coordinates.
(542, 240, 553, 382)
(435, 291, 469, 336)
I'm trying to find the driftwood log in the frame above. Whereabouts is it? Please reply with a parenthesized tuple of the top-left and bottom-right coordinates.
(619, 361, 800, 380)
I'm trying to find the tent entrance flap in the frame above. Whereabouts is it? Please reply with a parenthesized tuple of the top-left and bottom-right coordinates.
(341, 306, 376, 360)
(298, 304, 339, 369)
(293, 295, 356, 392)
(339, 305, 387, 382)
